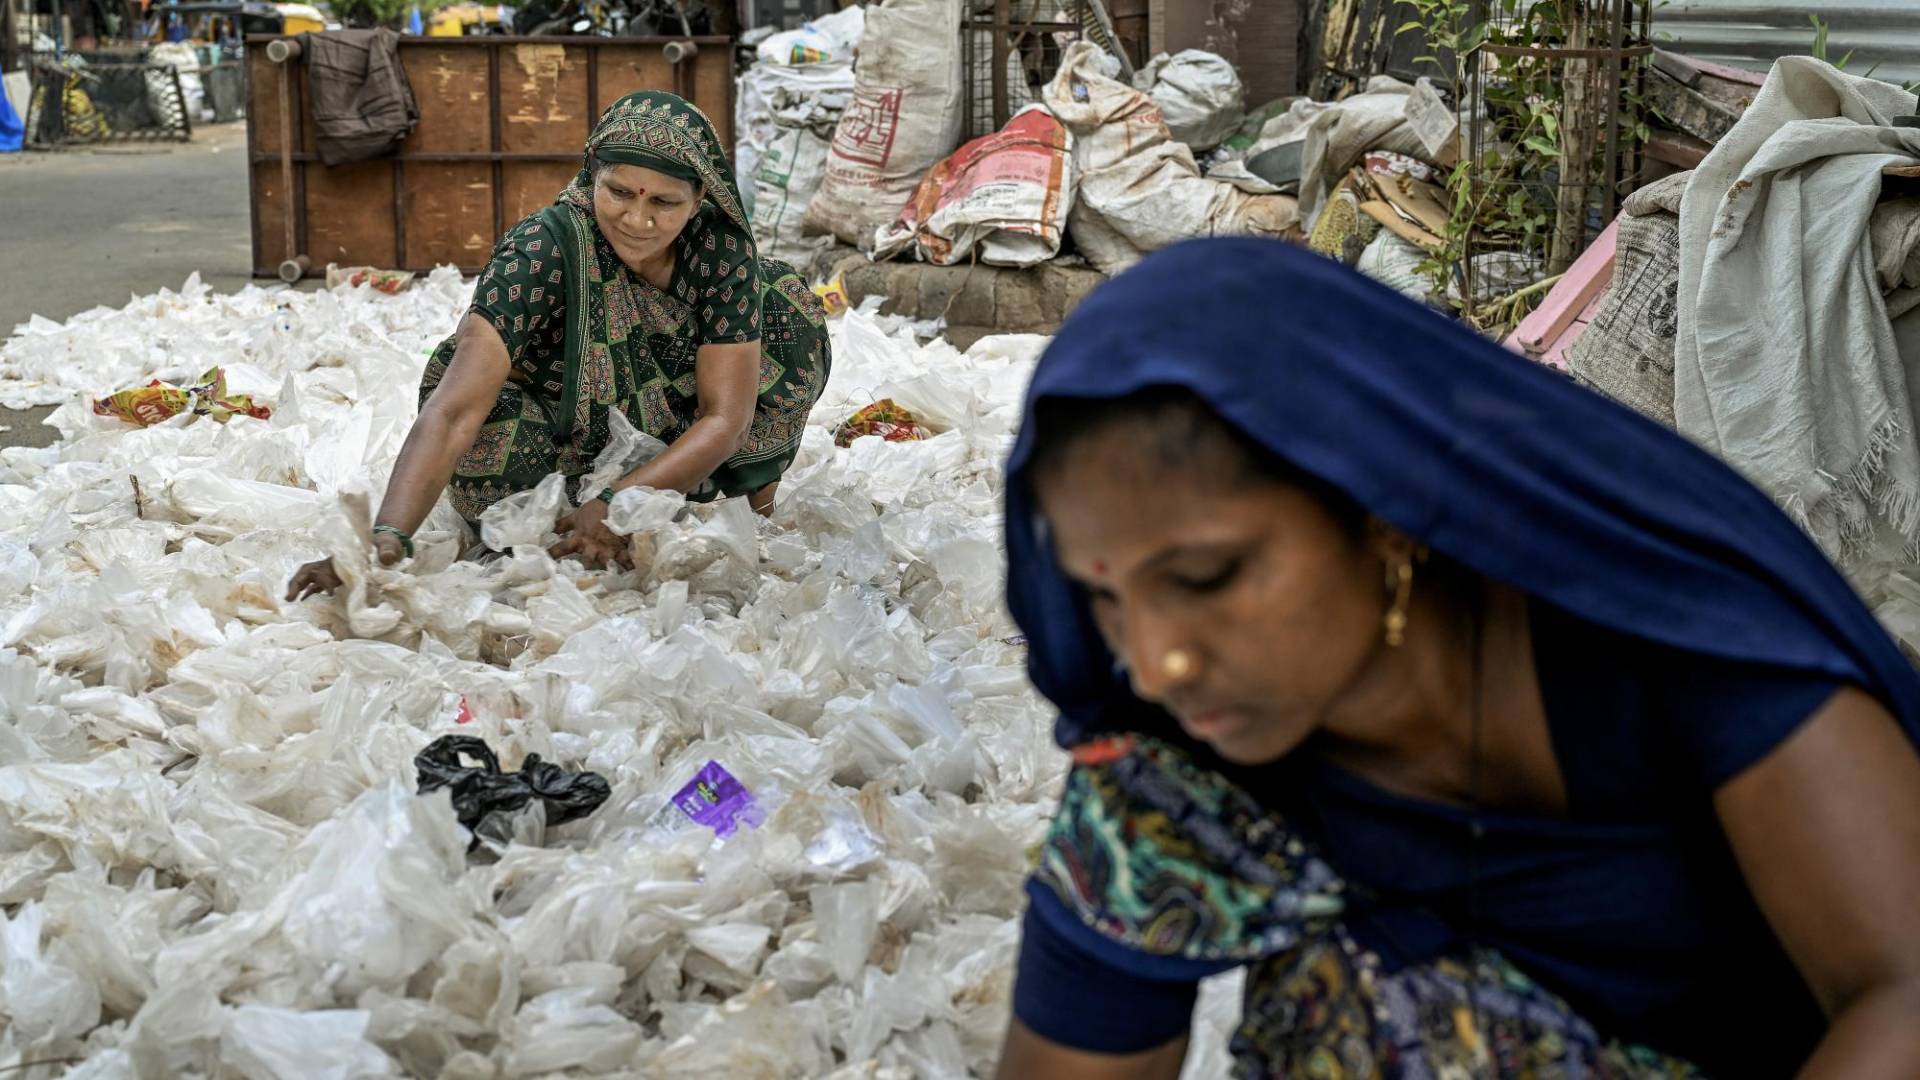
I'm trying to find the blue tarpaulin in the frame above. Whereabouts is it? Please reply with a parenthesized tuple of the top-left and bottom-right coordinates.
(0, 60, 23, 152)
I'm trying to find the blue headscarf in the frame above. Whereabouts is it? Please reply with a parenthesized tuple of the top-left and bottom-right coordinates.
(1004, 238, 1920, 747)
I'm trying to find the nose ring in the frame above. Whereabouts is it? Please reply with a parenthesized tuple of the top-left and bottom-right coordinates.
(1162, 649, 1194, 680)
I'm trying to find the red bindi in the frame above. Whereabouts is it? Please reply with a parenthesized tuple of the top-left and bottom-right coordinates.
(1092, 560, 1109, 577)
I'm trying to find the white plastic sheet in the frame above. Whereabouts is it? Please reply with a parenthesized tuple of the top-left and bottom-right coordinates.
(0, 269, 1067, 1077)
(756, 4, 864, 67)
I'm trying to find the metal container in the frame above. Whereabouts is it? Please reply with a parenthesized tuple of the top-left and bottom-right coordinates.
(245, 33, 735, 280)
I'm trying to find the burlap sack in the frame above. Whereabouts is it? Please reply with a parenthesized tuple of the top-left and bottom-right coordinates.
(802, 0, 965, 249)
(1565, 172, 1689, 427)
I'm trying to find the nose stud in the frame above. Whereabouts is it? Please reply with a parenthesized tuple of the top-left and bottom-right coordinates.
(1161, 649, 1194, 681)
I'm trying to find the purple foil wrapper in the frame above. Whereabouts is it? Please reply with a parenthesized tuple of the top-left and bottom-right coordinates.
(670, 761, 761, 837)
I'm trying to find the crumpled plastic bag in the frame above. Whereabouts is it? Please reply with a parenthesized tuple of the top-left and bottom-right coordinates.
(478, 472, 569, 553)
(93, 366, 272, 427)
(756, 3, 863, 66)
(574, 408, 669, 506)
(415, 734, 613, 844)
(1137, 49, 1246, 151)
(0, 901, 102, 1043)
(221, 1005, 396, 1080)
(278, 781, 476, 992)
(0, 274, 1070, 1077)
(1181, 969, 1247, 1080)
(606, 484, 687, 537)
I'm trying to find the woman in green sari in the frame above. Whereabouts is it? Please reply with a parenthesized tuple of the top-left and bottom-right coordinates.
(288, 91, 831, 596)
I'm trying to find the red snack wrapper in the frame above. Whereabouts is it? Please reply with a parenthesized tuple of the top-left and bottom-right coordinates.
(92, 367, 272, 427)
(325, 263, 416, 295)
(832, 398, 927, 448)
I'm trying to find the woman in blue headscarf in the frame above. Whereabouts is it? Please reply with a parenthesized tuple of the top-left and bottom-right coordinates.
(997, 238, 1920, 1077)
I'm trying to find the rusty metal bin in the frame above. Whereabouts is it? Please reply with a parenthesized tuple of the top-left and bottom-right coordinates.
(246, 34, 734, 281)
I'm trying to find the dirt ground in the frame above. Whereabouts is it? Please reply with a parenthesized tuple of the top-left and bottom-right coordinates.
(0, 122, 255, 448)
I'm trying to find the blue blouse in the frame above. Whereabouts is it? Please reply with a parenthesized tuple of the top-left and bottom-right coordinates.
(1014, 598, 1839, 1076)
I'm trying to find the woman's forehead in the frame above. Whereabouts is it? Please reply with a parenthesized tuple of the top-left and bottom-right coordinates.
(598, 163, 696, 195)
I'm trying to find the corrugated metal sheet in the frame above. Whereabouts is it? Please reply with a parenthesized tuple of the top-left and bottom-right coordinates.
(1658, 0, 1920, 88)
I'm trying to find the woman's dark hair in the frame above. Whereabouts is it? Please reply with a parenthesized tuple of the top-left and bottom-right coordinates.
(1026, 386, 1367, 536)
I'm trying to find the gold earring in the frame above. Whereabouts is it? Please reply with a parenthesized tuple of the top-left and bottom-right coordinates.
(1162, 649, 1194, 681)
(1383, 558, 1413, 648)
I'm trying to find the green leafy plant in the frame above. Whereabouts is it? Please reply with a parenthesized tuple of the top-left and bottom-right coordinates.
(1808, 13, 1854, 70)
(1808, 13, 1920, 94)
(1394, 0, 1649, 333)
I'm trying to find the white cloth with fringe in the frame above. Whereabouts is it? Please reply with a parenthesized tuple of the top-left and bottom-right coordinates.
(1675, 57, 1920, 565)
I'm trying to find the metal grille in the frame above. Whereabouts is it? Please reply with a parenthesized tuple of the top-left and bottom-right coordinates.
(28, 59, 193, 145)
(962, 0, 1115, 140)
(1463, 0, 1651, 307)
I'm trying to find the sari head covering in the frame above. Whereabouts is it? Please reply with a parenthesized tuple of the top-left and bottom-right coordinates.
(560, 90, 753, 238)
(531, 90, 763, 448)
(1003, 237, 1920, 748)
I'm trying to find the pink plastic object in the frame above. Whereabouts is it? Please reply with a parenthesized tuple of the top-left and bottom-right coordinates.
(1507, 219, 1619, 368)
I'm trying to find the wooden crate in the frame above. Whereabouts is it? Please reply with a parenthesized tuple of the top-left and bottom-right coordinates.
(246, 34, 735, 279)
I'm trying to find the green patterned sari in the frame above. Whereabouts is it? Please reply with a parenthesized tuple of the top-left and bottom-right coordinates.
(420, 91, 831, 523)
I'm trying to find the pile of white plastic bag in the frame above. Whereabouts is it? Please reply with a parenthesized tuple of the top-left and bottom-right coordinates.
(0, 269, 1060, 1078)
(0, 271, 1248, 1078)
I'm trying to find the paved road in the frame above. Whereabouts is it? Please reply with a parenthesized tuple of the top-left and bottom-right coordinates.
(0, 123, 253, 448)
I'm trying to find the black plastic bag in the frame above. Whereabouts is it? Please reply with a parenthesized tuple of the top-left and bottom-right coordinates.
(414, 735, 612, 845)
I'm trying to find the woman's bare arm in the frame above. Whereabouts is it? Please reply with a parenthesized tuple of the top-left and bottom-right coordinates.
(374, 313, 513, 534)
(612, 340, 758, 495)
(289, 314, 512, 597)
(995, 1020, 1187, 1080)
(1714, 686, 1920, 1078)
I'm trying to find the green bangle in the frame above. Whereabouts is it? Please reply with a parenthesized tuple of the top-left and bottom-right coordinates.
(372, 524, 414, 558)
(594, 486, 616, 505)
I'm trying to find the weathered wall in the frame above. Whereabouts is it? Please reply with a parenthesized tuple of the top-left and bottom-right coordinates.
(1151, 0, 1300, 106)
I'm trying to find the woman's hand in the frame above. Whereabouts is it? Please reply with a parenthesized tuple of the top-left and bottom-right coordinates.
(550, 499, 631, 570)
(372, 531, 408, 567)
(284, 532, 409, 601)
(286, 558, 343, 601)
